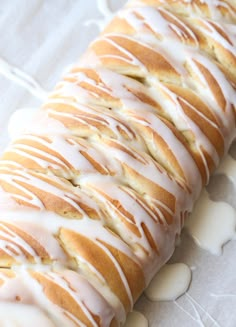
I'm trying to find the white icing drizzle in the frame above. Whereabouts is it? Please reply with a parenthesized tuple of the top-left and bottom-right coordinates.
(79, 180, 180, 281)
(145, 263, 192, 301)
(0, 208, 143, 324)
(94, 33, 148, 74)
(194, 18, 236, 57)
(43, 271, 107, 327)
(118, 6, 199, 47)
(175, 293, 221, 327)
(0, 166, 101, 215)
(154, 83, 221, 182)
(0, 57, 47, 100)
(127, 110, 201, 197)
(124, 311, 148, 327)
(215, 154, 236, 187)
(185, 293, 221, 327)
(0, 221, 67, 264)
(87, 138, 191, 209)
(186, 54, 236, 143)
(0, 269, 81, 327)
(211, 293, 236, 299)
(89, 32, 233, 183)
(58, 57, 231, 191)
(90, 4, 236, 141)
(0, 222, 42, 264)
(56, 67, 201, 196)
(76, 67, 200, 186)
(135, 0, 235, 21)
(0, 262, 119, 326)
(45, 100, 137, 145)
(84, 0, 115, 31)
(203, 0, 236, 20)
(85, 182, 166, 248)
(174, 300, 205, 327)
(4, 134, 115, 177)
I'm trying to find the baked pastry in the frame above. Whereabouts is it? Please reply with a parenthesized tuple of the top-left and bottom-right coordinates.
(0, 0, 235, 326)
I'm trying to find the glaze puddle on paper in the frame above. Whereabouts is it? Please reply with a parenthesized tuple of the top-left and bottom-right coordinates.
(145, 263, 192, 301)
(124, 311, 148, 327)
(185, 189, 236, 255)
(215, 154, 236, 187)
(145, 263, 222, 327)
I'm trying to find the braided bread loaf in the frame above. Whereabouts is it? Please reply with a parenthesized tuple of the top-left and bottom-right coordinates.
(0, 0, 235, 326)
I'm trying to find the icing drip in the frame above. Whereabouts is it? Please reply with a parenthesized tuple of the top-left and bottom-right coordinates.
(0, 57, 47, 100)
(145, 263, 192, 301)
(124, 311, 148, 327)
(215, 154, 236, 187)
(84, 0, 115, 31)
(143, 260, 222, 326)
(185, 189, 236, 255)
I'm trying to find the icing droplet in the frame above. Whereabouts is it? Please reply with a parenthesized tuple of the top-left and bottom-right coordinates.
(124, 311, 148, 327)
(215, 154, 236, 187)
(8, 108, 37, 139)
(185, 189, 236, 255)
(145, 263, 191, 301)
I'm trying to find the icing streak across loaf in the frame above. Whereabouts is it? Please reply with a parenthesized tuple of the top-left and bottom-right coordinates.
(0, 0, 235, 326)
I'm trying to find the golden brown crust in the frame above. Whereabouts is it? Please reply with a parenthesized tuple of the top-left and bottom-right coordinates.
(31, 271, 95, 327)
(59, 228, 145, 313)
